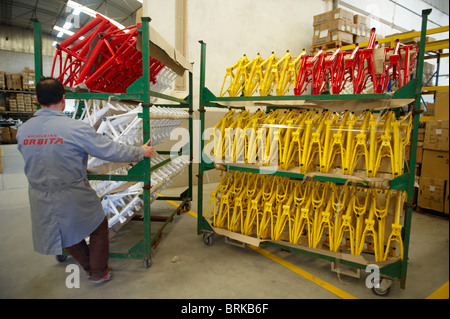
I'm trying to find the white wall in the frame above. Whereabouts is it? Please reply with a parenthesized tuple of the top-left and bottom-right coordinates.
(144, 0, 331, 185)
(146, 0, 330, 99)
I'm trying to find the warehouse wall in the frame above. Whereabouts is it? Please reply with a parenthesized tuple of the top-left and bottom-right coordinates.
(145, 0, 331, 186)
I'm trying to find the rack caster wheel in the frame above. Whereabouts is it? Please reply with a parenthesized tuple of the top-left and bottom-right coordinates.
(372, 278, 393, 297)
(203, 233, 214, 246)
(56, 255, 67, 263)
(182, 202, 191, 212)
(144, 259, 153, 268)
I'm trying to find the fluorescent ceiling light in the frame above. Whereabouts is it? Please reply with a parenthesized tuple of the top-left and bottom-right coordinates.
(63, 22, 72, 29)
(66, 0, 125, 29)
(66, 0, 96, 18)
(53, 25, 85, 40)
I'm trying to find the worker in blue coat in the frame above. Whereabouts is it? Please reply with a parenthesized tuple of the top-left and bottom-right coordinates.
(17, 77, 153, 284)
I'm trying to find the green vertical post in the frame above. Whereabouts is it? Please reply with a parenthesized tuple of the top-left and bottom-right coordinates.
(188, 70, 194, 199)
(32, 18, 42, 110)
(197, 41, 207, 234)
(141, 17, 152, 260)
(401, 8, 431, 289)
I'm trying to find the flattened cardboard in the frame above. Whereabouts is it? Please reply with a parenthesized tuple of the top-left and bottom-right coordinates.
(136, 8, 192, 77)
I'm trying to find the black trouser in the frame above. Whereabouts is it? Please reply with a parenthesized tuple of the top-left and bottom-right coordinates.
(64, 217, 109, 281)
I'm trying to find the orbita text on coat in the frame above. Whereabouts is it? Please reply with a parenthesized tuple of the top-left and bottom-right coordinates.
(23, 138, 64, 145)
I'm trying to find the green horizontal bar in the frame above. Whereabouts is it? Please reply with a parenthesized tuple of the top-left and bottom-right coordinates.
(150, 91, 189, 105)
(109, 252, 133, 259)
(204, 101, 246, 109)
(87, 174, 144, 182)
(66, 92, 142, 100)
(65, 91, 189, 105)
(204, 80, 417, 103)
(150, 153, 180, 172)
(204, 161, 371, 187)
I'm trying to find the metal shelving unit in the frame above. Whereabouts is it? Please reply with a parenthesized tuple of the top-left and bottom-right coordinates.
(197, 9, 433, 294)
(33, 17, 194, 268)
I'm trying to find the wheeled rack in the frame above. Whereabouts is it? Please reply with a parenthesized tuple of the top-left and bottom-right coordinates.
(33, 16, 194, 268)
(197, 9, 434, 296)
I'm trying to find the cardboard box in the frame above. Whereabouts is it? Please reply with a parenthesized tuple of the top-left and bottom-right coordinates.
(11, 73, 22, 90)
(416, 143, 424, 164)
(330, 8, 354, 23)
(354, 35, 369, 44)
(423, 102, 435, 116)
(435, 90, 449, 120)
(405, 142, 424, 164)
(21, 68, 35, 91)
(421, 149, 449, 179)
(424, 120, 449, 151)
(8, 99, 17, 112)
(418, 128, 425, 142)
(418, 176, 446, 212)
(313, 20, 354, 45)
(0, 71, 5, 90)
(445, 180, 449, 214)
(9, 127, 17, 142)
(5, 73, 12, 90)
(0, 127, 11, 143)
(313, 8, 353, 26)
(330, 30, 353, 44)
(313, 11, 331, 26)
(354, 14, 369, 27)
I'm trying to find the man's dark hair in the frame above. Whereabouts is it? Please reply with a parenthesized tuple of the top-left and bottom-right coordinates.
(36, 77, 65, 106)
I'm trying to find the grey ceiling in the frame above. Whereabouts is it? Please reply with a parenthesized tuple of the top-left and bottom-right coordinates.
(0, 0, 142, 37)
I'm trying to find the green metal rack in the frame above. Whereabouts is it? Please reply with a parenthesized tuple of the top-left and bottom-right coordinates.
(33, 17, 194, 268)
(197, 9, 432, 294)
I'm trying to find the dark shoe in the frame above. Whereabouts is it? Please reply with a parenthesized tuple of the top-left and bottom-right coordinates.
(90, 270, 112, 284)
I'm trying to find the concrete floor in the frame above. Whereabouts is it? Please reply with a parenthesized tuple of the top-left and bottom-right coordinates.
(0, 144, 448, 300)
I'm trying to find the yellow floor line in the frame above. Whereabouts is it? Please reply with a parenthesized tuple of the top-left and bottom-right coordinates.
(426, 281, 449, 299)
(160, 193, 447, 299)
(157, 194, 197, 218)
(248, 245, 357, 299)
(160, 194, 355, 299)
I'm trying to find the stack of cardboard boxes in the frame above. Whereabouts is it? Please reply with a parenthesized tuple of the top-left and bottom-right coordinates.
(21, 68, 36, 91)
(6, 93, 36, 113)
(0, 71, 5, 90)
(312, 8, 371, 50)
(417, 90, 449, 214)
(0, 68, 35, 91)
(0, 126, 17, 145)
(1, 68, 37, 114)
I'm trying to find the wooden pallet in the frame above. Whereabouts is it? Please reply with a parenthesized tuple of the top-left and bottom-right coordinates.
(311, 40, 353, 52)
